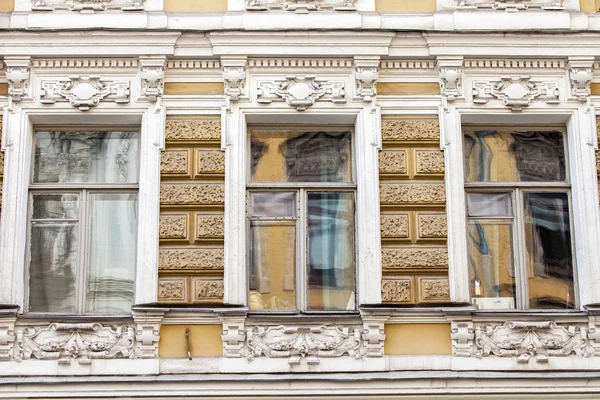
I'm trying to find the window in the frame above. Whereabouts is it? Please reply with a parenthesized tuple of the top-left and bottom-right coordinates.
(26, 129, 139, 314)
(463, 126, 575, 310)
(247, 127, 356, 312)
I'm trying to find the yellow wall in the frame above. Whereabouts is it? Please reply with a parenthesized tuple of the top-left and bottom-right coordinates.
(378, 82, 440, 96)
(164, 0, 227, 12)
(384, 324, 452, 355)
(0, 0, 13, 12)
(164, 82, 224, 96)
(376, 0, 436, 13)
(580, 0, 598, 13)
(159, 325, 223, 357)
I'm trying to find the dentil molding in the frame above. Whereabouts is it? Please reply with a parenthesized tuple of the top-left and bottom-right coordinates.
(246, 0, 356, 13)
(472, 76, 559, 111)
(40, 76, 130, 111)
(32, 0, 143, 12)
(257, 75, 346, 111)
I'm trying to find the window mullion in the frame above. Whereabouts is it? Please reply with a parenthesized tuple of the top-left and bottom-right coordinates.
(513, 188, 529, 310)
(297, 188, 307, 312)
(77, 189, 89, 314)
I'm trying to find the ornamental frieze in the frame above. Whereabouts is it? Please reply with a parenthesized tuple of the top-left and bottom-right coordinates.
(32, 0, 143, 12)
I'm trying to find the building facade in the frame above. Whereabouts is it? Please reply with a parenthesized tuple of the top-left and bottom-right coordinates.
(2, 0, 600, 398)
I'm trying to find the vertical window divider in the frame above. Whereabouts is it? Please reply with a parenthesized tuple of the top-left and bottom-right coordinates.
(513, 188, 528, 310)
(298, 188, 307, 311)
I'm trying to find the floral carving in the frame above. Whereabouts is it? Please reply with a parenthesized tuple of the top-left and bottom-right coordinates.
(475, 321, 588, 364)
(379, 150, 407, 175)
(160, 184, 225, 205)
(161, 151, 190, 175)
(415, 150, 445, 174)
(381, 119, 440, 142)
(15, 323, 135, 365)
(196, 150, 225, 175)
(193, 279, 224, 301)
(246, 326, 361, 364)
(417, 213, 448, 239)
(40, 76, 129, 111)
(159, 215, 188, 239)
(472, 76, 560, 112)
(382, 278, 412, 303)
(380, 183, 446, 205)
(382, 247, 448, 269)
(158, 278, 186, 302)
(196, 214, 225, 239)
(165, 119, 221, 142)
(257, 76, 346, 111)
(158, 248, 224, 270)
(380, 214, 409, 238)
(418, 277, 450, 303)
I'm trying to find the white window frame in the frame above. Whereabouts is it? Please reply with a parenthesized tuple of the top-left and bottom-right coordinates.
(0, 104, 166, 312)
(440, 105, 600, 308)
(222, 103, 383, 307)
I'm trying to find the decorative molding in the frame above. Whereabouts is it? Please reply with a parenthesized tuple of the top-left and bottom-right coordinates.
(257, 75, 346, 111)
(475, 321, 588, 363)
(415, 150, 445, 175)
(379, 150, 408, 176)
(158, 248, 224, 270)
(451, 320, 475, 357)
(246, 0, 356, 13)
(159, 214, 188, 239)
(354, 57, 379, 102)
(32, 59, 138, 69)
(568, 57, 594, 102)
(248, 58, 353, 69)
(382, 277, 412, 303)
(193, 278, 224, 301)
(456, 0, 564, 11)
(158, 278, 187, 302)
(418, 277, 450, 303)
(220, 315, 246, 358)
(160, 150, 191, 176)
(32, 0, 143, 12)
(464, 59, 566, 69)
(380, 213, 410, 239)
(139, 57, 166, 103)
(381, 119, 440, 142)
(132, 309, 165, 359)
(196, 214, 225, 239)
(40, 76, 130, 111)
(14, 323, 136, 364)
(0, 316, 16, 361)
(361, 316, 387, 358)
(437, 56, 463, 101)
(221, 56, 247, 102)
(160, 184, 225, 205)
(165, 119, 221, 142)
(379, 60, 436, 70)
(382, 247, 448, 269)
(472, 76, 560, 112)
(4, 57, 31, 102)
(380, 183, 446, 205)
(416, 213, 448, 239)
(166, 60, 221, 70)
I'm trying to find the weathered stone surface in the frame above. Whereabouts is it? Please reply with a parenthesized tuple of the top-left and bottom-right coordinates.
(379, 150, 407, 175)
(382, 277, 412, 303)
(165, 119, 221, 141)
(193, 278, 224, 301)
(195, 150, 225, 175)
(160, 184, 225, 205)
(417, 213, 448, 239)
(159, 248, 224, 270)
(418, 277, 450, 303)
(159, 214, 188, 240)
(415, 149, 445, 174)
(196, 214, 225, 239)
(382, 247, 448, 269)
(161, 150, 190, 175)
(158, 278, 187, 302)
(380, 183, 446, 205)
(381, 119, 440, 142)
(380, 213, 409, 238)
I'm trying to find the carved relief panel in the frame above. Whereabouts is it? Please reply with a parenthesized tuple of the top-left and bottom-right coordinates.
(32, 0, 143, 12)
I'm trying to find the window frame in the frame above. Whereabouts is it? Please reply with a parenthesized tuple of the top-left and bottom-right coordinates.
(462, 125, 578, 310)
(440, 107, 600, 310)
(245, 125, 358, 313)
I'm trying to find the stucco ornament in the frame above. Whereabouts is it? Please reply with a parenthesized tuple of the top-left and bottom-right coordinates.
(457, 0, 563, 11)
(32, 0, 143, 12)
(257, 76, 346, 111)
(472, 76, 559, 111)
(40, 76, 130, 111)
(246, 326, 361, 364)
(4, 57, 31, 102)
(246, 0, 356, 13)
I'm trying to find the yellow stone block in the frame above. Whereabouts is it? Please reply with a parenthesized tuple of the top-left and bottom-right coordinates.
(159, 325, 223, 358)
(164, 0, 227, 12)
(376, 0, 436, 13)
(164, 82, 225, 96)
(580, 0, 599, 13)
(384, 324, 452, 355)
(378, 82, 440, 96)
(0, 0, 13, 12)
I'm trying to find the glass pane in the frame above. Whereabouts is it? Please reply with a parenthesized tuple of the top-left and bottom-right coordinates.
(250, 192, 296, 218)
(250, 130, 352, 183)
(33, 131, 139, 184)
(463, 129, 565, 182)
(86, 193, 137, 313)
(249, 223, 296, 311)
(468, 222, 516, 310)
(28, 221, 78, 312)
(467, 193, 512, 217)
(524, 192, 575, 309)
(307, 192, 355, 311)
(32, 194, 79, 220)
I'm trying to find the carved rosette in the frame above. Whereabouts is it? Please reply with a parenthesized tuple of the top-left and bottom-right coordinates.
(40, 76, 130, 111)
(257, 76, 346, 111)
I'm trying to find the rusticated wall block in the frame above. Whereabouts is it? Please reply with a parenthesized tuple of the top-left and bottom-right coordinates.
(160, 184, 225, 205)
(161, 150, 191, 176)
(382, 247, 448, 269)
(380, 213, 410, 239)
(415, 149, 445, 175)
(379, 150, 407, 175)
(382, 277, 413, 303)
(380, 183, 446, 205)
(196, 214, 225, 239)
(417, 213, 448, 239)
(195, 149, 225, 176)
(158, 278, 187, 303)
(192, 278, 224, 302)
(165, 119, 221, 142)
(418, 277, 450, 303)
(159, 248, 224, 270)
(159, 214, 189, 240)
(381, 119, 440, 142)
